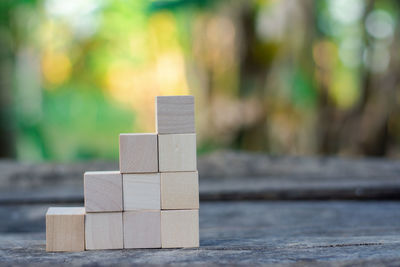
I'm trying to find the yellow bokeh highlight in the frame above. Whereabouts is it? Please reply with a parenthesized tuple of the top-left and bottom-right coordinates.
(148, 12, 180, 54)
(330, 69, 359, 109)
(156, 52, 189, 96)
(105, 10, 190, 131)
(42, 51, 72, 87)
(105, 52, 189, 131)
(105, 61, 156, 131)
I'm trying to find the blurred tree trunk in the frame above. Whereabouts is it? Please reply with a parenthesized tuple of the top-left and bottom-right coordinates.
(0, 48, 15, 158)
(315, 0, 397, 157)
(344, 0, 400, 156)
(0, 4, 16, 158)
(235, 2, 269, 151)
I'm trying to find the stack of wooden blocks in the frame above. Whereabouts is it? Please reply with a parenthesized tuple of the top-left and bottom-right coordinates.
(46, 96, 199, 252)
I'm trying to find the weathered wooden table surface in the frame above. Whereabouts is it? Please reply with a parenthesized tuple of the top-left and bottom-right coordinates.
(1, 151, 400, 266)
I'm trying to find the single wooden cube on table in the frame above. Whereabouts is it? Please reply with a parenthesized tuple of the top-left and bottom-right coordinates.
(123, 210, 161, 249)
(46, 207, 85, 252)
(84, 171, 122, 212)
(119, 133, 158, 173)
(85, 212, 123, 250)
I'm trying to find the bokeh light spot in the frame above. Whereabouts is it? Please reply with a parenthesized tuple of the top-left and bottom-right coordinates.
(42, 51, 72, 87)
(329, 0, 364, 25)
(366, 10, 394, 40)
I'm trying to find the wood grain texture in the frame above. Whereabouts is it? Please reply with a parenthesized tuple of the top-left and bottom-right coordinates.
(123, 173, 160, 211)
(161, 210, 199, 248)
(156, 95, 195, 134)
(158, 134, 197, 172)
(161, 171, 199, 210)
(119, 134, 158, 173)
(84, 171, 122, 212)
(5, 201, 400, 265)
(85, 212, 123, 250)
(123, 211, 161, 248)
(46, 207, 85, 252)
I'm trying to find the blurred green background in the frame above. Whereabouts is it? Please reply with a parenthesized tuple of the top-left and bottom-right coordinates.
(1, 0, 400, 162)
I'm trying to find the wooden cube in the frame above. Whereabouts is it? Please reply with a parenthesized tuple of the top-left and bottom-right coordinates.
(84, 171, 122, 212)
(85, 212, 123, 250)
(161, 210, 199, 248)
(156, 95, 195, 134)
(46, 207, 85, 252)
(123, 211, 161, 248)
(123, 173, 160, 210)
(119, 133, 158, 173)
(158, 133, 197, 172)
(161, 171, 199, 210)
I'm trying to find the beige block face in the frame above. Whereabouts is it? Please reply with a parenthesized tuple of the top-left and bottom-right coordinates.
(158, 134, 197, 172)
(46, 207, 85, 252)
(161, 172, 199, 210)
(161, 210, 199, 248)
(85, 212, 123, 250)
(156, 95, 195, 134)
(123, 173, 161, 210)
(123, 211, 161, 249)
(84, 171, 122, 212)
(119, 134, 158, 173)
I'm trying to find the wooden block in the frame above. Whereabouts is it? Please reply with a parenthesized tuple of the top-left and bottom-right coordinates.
(123, 173, 160, 210)
(158, 133, 197, 172)
(123, 211, 161, 248)
(161, 171, 199, 210)
(85, 212, 123, 250)
(156, 95, 195, 134)
(84, 171, 122, 212)
(161, 210, 199, 248)
(119, 133, 158, 173)
(46, 207, 85, 252)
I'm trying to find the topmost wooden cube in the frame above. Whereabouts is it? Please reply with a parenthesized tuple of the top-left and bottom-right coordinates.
(156, 96, 195, 134)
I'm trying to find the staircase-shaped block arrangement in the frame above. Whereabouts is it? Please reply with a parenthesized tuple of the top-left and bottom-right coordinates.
(46, 95, 199, 251)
